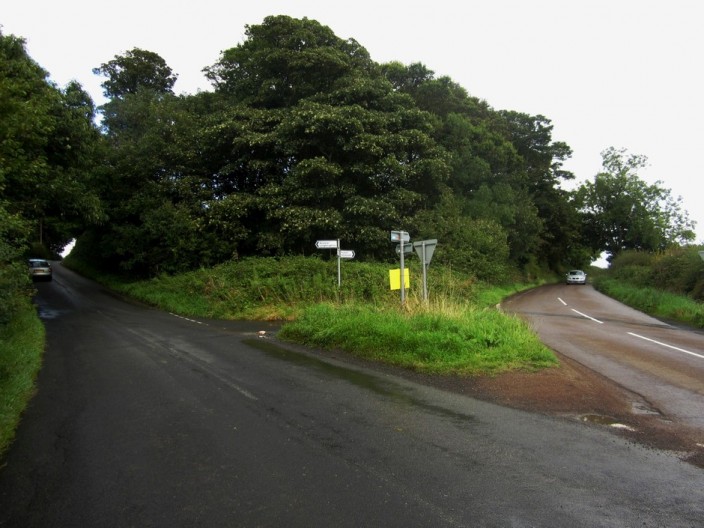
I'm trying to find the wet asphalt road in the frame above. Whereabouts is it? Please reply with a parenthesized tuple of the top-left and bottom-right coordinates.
(502, 283, 704, 432)
(1, 265, 703, 527)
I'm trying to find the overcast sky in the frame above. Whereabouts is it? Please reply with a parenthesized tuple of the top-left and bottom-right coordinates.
(3, 0, 702, 242)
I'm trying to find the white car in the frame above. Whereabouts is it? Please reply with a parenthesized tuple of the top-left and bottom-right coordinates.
(565, 269, 587, 285)
(28, 259, 53, 281)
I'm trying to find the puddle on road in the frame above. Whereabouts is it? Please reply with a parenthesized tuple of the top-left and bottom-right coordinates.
(631, 401, 662, 416)
(35, 301, 68, 320)
(244, 338, 476, 426)
(581, 414, 618, 426)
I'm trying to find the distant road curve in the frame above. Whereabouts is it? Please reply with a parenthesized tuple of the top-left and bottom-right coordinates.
(502, 283, 704, 431)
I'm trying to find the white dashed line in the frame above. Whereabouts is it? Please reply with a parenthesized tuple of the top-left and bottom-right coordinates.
(169, 313, 206, 325)
(558, 297, 567, 306)
(571, 309, 603, 324)
(628, 332, 704, 360)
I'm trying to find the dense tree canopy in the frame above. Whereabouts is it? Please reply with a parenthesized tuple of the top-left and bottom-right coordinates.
(4, 16, 697, 287)
(73, 15, 634, 277)
(0, 30, 102, 254)
(1, 30, 103, 321)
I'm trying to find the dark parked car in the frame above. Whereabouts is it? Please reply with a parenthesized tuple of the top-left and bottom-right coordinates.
(565, 269, 587, 285)
(28, 259, 52, 281)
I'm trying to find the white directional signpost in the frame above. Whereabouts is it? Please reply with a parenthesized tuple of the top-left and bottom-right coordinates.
(315, 239, 355, 287)
(413, 239, 437, 301)
(315, 240, 339, 250)
(390, 231, 410, 243)
(395, 244, 413, 255)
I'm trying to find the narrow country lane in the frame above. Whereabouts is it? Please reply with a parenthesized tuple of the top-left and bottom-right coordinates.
(502, 283, 704, 433)
(1, 265, 703, 527)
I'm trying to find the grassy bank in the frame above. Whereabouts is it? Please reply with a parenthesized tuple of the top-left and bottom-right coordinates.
(279, 302, 557, 375)
(0, 301, 45, 458)
(594, 277, 704, 328)
(63, 255, 556, 375)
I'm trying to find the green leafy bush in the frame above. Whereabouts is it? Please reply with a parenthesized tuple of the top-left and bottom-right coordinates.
(0, 206, 32, 325)
(606, 247, 704, 301)
(0, 301, 45, 457)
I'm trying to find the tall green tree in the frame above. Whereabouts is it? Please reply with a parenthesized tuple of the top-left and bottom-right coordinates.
(90, 52, 225, 274)
(384, 61, 583, 269)
(204, 16, 373, 108)
(201, 16, 450, 259)
(0, 30, 102, 254)
(93, 48, 177, 99)
(576, 147, 696, 260)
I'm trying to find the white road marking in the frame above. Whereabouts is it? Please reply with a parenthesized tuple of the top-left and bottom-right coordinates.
(166, 314, 257, 400)
(558, 297, 567, 306)
(571, 309, 604, 324)
(226, 383, 258, 401)
(628, 332, 704, 360)
(170, 313, 206, 325)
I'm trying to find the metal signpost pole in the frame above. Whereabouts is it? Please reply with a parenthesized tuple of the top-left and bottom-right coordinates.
(412, 239, 437, 303)
(315, 239, 342, 287)
(400, 237, 405, 305)
(421, 241, 428, 302)
(390, 231, 411, 307)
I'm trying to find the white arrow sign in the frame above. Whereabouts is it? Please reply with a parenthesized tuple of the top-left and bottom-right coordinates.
(390, 230, 410, 243)
(338, 250, 355, 259)
(315, 240, 339, 249)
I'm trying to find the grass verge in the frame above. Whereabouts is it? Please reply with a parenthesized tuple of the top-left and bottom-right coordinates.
(594, 277, 704, 328)
(278, 302, 557, 375)
(63, 255, 557, 375)
(0, 301, 45, 458)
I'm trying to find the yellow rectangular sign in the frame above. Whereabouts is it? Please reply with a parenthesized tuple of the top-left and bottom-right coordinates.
(389, 268, 410, 290)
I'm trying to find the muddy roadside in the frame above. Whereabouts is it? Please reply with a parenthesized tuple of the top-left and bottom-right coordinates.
(302, 343, 704, 470)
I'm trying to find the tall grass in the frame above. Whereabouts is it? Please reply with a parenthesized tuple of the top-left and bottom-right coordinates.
(279, 303, 556, 375)
(65, 255, 484, 319)
(595, 278, 704, 328)
(0, 301, 45, 458)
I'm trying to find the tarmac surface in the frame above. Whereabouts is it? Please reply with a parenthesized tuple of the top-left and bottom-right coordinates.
(1, 265, 703, 526)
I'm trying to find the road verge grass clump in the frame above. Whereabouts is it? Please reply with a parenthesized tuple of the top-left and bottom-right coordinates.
(279, 302, 556, 375)
(592, 247, 704, 328)
(109, 257, 397, 320)
(594, 278, 704, 328)
(0, 301, 45, 458)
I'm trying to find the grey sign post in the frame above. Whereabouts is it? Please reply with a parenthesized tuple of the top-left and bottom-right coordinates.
(390, 231, 410, 305)
(413, 239, 437, 301)
(315, 239, 342, 286)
